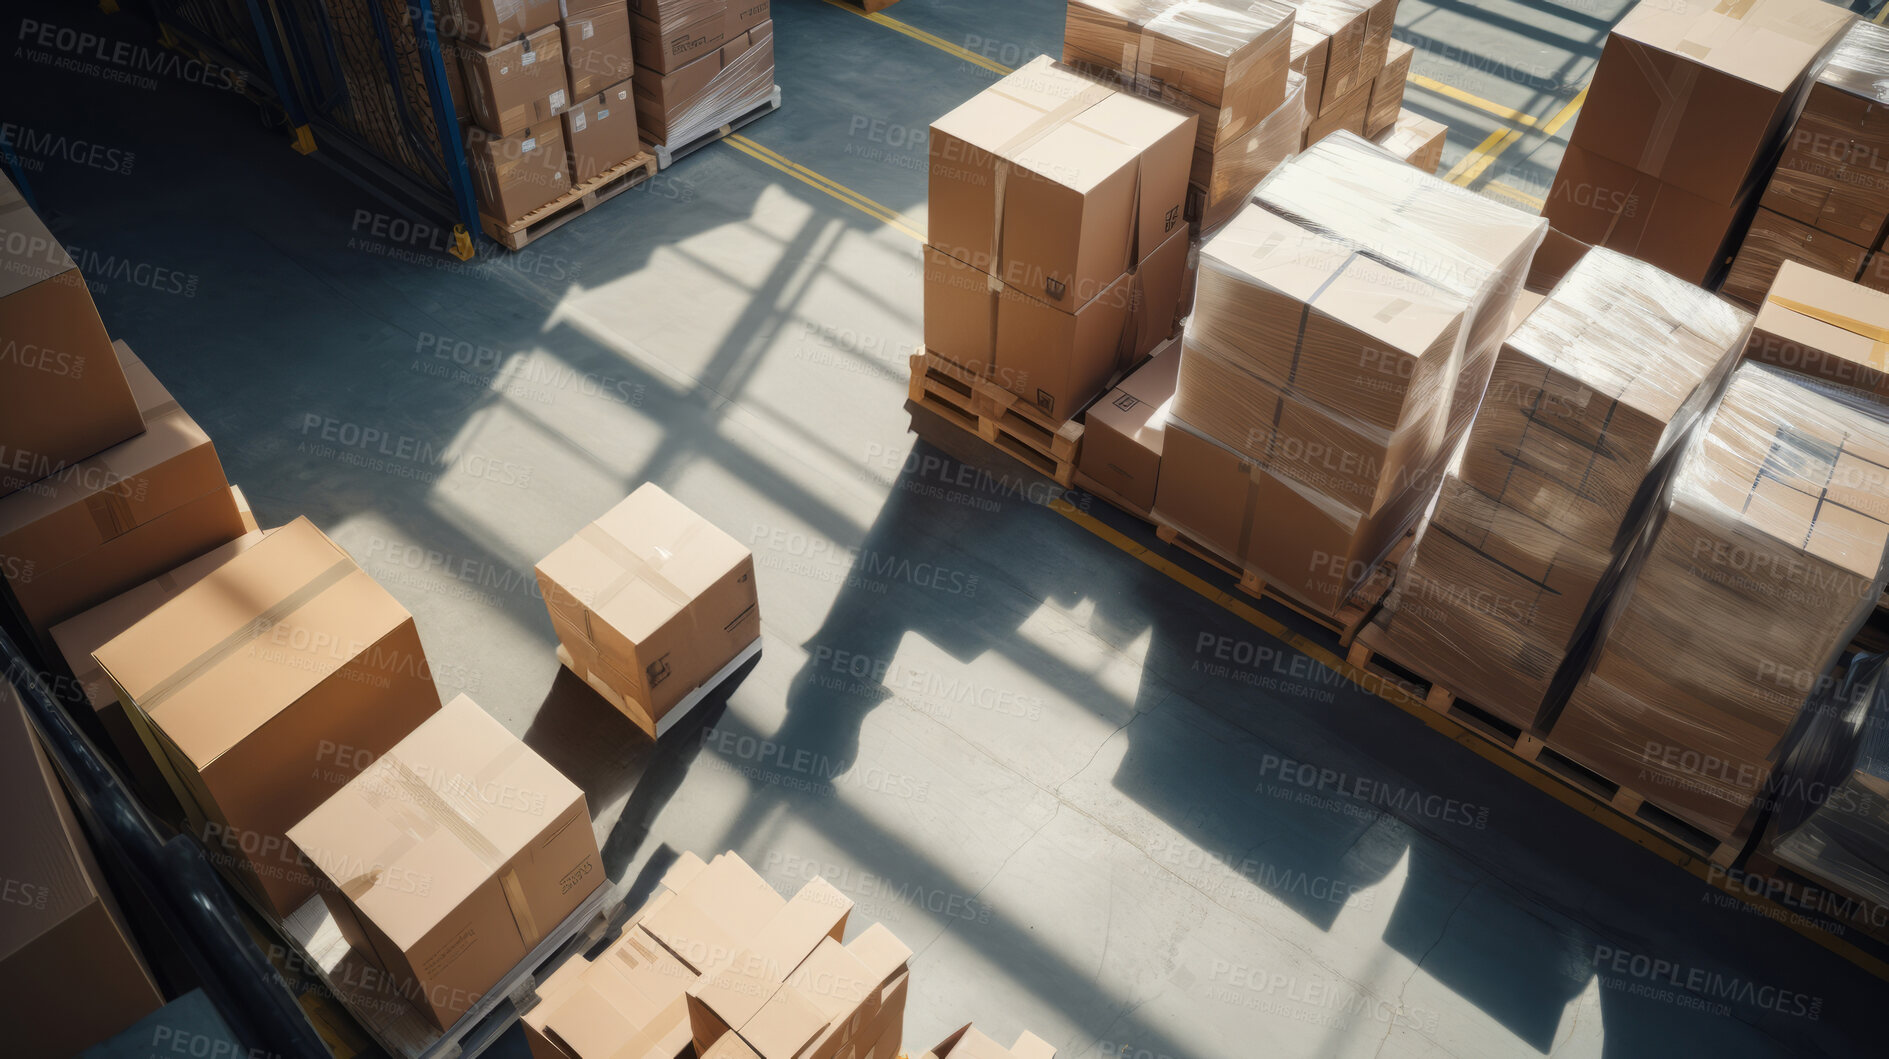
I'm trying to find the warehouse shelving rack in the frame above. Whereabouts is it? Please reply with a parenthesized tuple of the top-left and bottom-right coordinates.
(137, 0, 482, 259)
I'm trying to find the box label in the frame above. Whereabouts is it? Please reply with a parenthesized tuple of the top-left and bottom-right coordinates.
(572, 110, 587, 132)
(522, 137, 537, 152)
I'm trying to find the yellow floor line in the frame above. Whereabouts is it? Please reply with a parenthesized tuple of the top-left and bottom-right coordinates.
(1047, 497, 1889, 983)
(1407, 73, 1540, 127)
(819, 0, 1013, 74)
(1484, 181, 1546, 210)
(1877, 2, 1889, 25)
(1447, 86, 1587, 188)
(724, 134, 927, 242)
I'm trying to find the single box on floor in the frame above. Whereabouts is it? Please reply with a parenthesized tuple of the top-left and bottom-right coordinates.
(0, 342, 246, 650)
(537, 483, 761, 737)
(91, 516, 443, 918)
(0, 682, 163, 1059)
(289, 694, 605, 1030)
(0, 173, 143, 498)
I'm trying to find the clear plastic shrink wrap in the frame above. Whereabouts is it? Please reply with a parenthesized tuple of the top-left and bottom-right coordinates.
(638, 21, 776, 150)
(1363, 248, 1753, 728)
(1761, 19, 1889, 249)
(1768, 653, 1889, 911)
(1153, 132, 1544, 612)
(1554, 364, 1889, 844)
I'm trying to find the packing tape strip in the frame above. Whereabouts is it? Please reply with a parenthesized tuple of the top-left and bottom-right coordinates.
(85, 489, 136, 541)
(133, 555, 356, 716)
(1767, 295, 1889, 368)
(1635, 43, 1699, 176)
(983, 80, 1118, 294)
(577, 519, 703, 622)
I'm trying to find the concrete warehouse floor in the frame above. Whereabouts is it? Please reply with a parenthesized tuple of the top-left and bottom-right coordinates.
(9, 0, 1889, 1055)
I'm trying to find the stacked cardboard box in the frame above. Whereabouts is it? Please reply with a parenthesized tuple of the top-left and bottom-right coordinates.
(1555, 363, 1889, 843)
(448, 0, 572, 223)
(0, 340, 249, 652)
(630, 1, 776, 150)
(1273, 0, 1398, 148)
(1061, 0, 1301, 230)
(1364, 249, 1752, 726)
(92, 517, 445, 918)
(921, 1025, 1058, 1059)
(0, 174, 142, 499)
(1153, 132, 1544, 612)
(1743, 259, 1889, 400)
(1724, 22, 1889, 304)
(0, 682, 163, 1059)
(925, 56, 1196, 419)
(561, 2, 643, 182)
(524, 850, 909, 1059)
(50, 530, 269, 813)
(1543, 0, 1853, 286)
(537, 483, 762, 737)
(1077, 342, 1182, 514)
(1371, 106, 1444, 174)
(289, 695, 605, 1030)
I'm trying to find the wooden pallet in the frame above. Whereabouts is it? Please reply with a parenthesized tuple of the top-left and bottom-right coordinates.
(1149, 522, 1401, 647)
(647, 85, 783, 170)
(480, 151, 659, 250)
(907, 350, 1084, 486)
(1345, 633, 1742, 868)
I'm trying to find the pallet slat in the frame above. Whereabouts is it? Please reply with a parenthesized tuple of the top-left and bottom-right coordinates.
(908, 350, 1082, 485)
(1345, 634, 1740, 867)
(481, 152, 659, 250)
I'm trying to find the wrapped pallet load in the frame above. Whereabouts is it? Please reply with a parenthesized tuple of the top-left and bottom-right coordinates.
(1765, 653, 1889, 914)
(1154, 131, 1545, 614)
(1061, 0, 1303, 230)
(1554, 364, 1889, 845)
(1361, 248, 1753, 728)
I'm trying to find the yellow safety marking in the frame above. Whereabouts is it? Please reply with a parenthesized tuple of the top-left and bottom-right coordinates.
(1407, 73, 1541, 127)
(1485, 181, 1546, 210)
(724, 134, 927, 242)
(819, 0, 1013, 75)
(1447, 86, 1587, 188)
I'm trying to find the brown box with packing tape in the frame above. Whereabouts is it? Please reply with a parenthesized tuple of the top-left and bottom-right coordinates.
(536, 483, 760, 736)
(1721, 206, 1869, 308)
(1743, 258, 1889, 400)
(49, 527, 268, 814)
(927, 55, 1195, 315)
(0, 342, 246, 649)
(1544, 0, 1851, 285)
(91, 516, 443, 918)
(289, 694, 604, 1031)
(1370, 107, 1445, 174)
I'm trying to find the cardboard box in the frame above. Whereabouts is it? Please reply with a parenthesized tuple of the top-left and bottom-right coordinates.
(290, 695, 603, 1031)
(633, 20, 774, 145)
(462, 25, 570, 136)
(1364, 39, 1411, 138)
(1571, 0, 1850, 208)
(921, 1024, 1058, 1059)
(562, 7, 634, 100)
(523, 891, 699, 1059)
(468, 122, 571, 224)
(1063, 0, 1293, 160)
(630, 3, 728, 74)
(1761, 20, 1889, 248)
(1462, 246, 1753, 549)
(928, 56, 1195, 313)
(1369, 106, 1443, 174)
(1079, 339, 1181, 513)
(1287, 19, 1329, 117)
(1721, 207, 1868, 308)
(1358, 0, 1397, 79)
(1525, 225, 1591, 294)
(564, 81, 641, 183)
(685, 920, 909, 1059)
(0, 684, 163, 1059)
(441, 0, 561, 49)
(1367, 475, 1608, 728)
(1289, 0, 1369, 105)
(537, 484, 761, 734)
(1153, 419, 1431, 611)
(726, 0, 769, 37)
(0, 174, 142, 500)
(49, 526, 266, 811)
(0, 342, 244, 646)
(1744, 258, 1889, 401)
(1542, 142, 1741, 285)
(1191, 68, 1307, 232)
(92, 517, 443, 917)
(1303, 78, 1369, 147)
(1182, 203, 1466, 510)
(1555, 363, 1889, 842)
